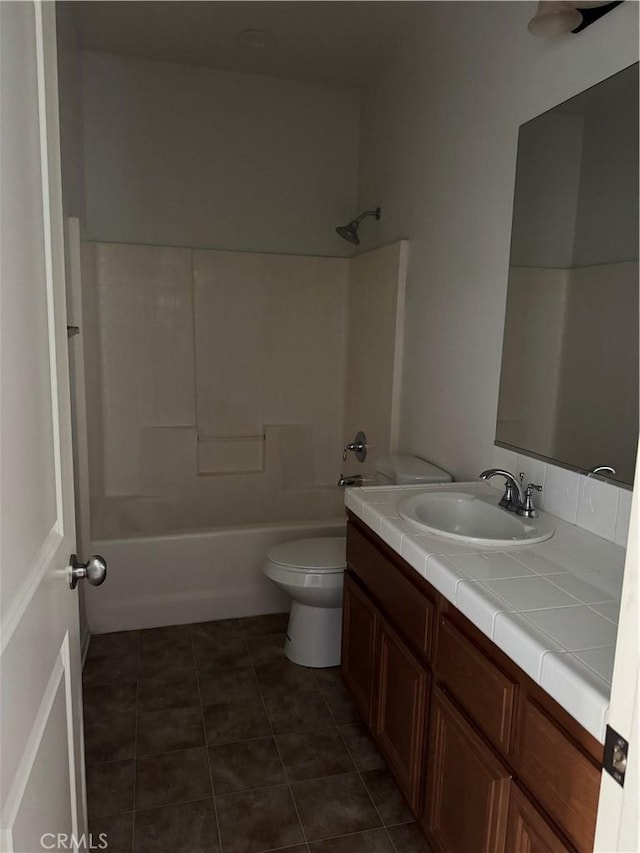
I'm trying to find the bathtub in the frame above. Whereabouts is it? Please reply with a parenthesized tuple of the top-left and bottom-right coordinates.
(84, 516, 346, 634)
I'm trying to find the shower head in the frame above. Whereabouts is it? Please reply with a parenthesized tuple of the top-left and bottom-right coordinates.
(335, 207, 381, 245)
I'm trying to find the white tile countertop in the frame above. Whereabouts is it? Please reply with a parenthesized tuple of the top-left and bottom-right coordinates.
(345, 481, 626, 743)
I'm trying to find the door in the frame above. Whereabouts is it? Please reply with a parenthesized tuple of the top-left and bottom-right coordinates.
(1, 3, 86, 850)
(341, 572, 379, 726)
(423, 688, 511, 853)
(594, 447, 639, 853)
(375, 617, 429, 812)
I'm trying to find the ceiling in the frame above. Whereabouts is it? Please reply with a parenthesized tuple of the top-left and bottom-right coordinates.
(67, 1, 428, 87)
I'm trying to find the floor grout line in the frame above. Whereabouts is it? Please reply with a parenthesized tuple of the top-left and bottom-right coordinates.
(86, 618, 422, 853)
(131, 634, 141, 852)
(193, 629, 225, 853)
(334, 718, 400, 852)
(255, 654, 311, 852)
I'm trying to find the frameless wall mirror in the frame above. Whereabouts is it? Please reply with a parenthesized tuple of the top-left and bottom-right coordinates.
(496, 63, 639, 486)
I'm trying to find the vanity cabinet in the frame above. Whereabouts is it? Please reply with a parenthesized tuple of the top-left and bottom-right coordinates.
(341, 572, 378, 726)
(424, 688, 511, 852)
(342, 571, 429, 810)
(374, 617, 429, 810)
(505, 785, 574, 853)
(342, 514, 603, 853)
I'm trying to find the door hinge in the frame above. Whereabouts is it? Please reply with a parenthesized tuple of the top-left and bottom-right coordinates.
(603, 725, 628, 787)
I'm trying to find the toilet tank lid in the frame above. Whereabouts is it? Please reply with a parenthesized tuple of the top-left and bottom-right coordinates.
(375, 454, 452, 484)
(267, 537, 346, 571)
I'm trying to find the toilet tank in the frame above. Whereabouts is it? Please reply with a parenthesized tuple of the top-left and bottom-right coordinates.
(375, 454, 452, 485)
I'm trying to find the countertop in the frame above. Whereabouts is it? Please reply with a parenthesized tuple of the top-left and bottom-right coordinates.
(345, 481, 625, 743)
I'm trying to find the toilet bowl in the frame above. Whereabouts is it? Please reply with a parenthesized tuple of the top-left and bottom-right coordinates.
(264, 537, 346, 668)
(263, 455, 452, 668)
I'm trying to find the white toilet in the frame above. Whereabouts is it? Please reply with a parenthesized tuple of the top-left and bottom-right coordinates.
(263, 454, 452, 667)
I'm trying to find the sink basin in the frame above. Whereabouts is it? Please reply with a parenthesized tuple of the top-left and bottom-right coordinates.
(398, 490, 555, 546)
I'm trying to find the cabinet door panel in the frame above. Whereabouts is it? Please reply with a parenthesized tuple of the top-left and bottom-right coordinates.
(375, 618, 429, 811)
(424, 688, 511, 853)
(515, 699, 599, 853)
(347, 522, 435, 662)
(506, 784, 574, 853)
(341, 572, 378, 726)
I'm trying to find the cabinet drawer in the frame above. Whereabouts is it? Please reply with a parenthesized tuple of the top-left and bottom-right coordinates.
(515, 699, 600, 853)
(436, 617, 516, 753)
(347, 522, 434, 661)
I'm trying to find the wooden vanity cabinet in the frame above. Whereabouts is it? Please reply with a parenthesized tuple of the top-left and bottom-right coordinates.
(374, 617, 429, 810)
(342, 570, 429, 810)
(342, 515, 602, 853)
(506, 784, 574, 853)
(423, 688, 511, 853)
(341, 571, 378, 726)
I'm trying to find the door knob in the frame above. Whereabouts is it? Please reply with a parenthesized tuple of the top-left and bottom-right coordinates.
(68, 554, 107, 590)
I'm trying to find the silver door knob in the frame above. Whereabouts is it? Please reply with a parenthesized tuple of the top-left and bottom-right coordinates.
(68, 554, 107, 590)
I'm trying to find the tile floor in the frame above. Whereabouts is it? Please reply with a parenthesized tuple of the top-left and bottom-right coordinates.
(84, 613, 431, 853)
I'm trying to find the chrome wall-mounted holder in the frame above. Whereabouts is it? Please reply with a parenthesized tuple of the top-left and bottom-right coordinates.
(343, 431, 368, 463)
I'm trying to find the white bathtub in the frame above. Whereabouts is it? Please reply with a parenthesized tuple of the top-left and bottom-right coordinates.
(85, 517, 346, 634)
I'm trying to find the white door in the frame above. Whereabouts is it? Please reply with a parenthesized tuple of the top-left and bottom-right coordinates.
(1, 3, 95, 850)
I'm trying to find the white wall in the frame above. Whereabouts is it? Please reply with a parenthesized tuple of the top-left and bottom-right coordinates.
(55, 3, 85, 222)
(356, 0, 639, 481)
(80, 50, 360, 256)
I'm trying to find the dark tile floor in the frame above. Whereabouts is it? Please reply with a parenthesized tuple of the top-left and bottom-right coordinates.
(84, 613, 432, 853)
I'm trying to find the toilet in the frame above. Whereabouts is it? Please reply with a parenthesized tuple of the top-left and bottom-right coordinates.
(263, 454, 452, 667)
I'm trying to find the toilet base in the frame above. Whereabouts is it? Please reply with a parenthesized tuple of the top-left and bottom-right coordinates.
(284, 601, 342, 668)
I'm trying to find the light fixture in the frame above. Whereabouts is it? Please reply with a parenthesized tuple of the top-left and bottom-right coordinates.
(528, 0, 624, 37)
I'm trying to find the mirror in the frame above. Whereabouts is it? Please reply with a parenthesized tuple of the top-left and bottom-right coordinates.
(496, 64, 639, 486)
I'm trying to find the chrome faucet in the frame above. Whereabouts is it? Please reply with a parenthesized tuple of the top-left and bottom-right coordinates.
(479, 469, 525, 511)
(337, 473, 364, 487)
(479, 469, 543, 518)
(586, 465, 616, 478)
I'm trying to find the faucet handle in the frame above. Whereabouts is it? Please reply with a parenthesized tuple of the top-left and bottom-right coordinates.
(520, 483, 543, 517)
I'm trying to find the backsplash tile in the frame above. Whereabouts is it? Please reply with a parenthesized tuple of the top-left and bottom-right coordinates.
(491, 449, 632, 548)
(516, 454, 547, 493)
(542, 465, 579, 524)
(577, 476, 619, 541)
(614, 488, 632, 547)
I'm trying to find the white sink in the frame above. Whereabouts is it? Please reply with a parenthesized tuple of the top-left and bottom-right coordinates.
(398, 490, 555, 546)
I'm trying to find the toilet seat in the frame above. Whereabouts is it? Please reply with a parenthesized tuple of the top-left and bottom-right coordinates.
(266, 537, 346, 573)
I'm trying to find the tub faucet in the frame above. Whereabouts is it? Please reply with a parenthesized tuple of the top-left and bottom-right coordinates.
(338, 473, 364, 487)
(479, 469, 525, 512)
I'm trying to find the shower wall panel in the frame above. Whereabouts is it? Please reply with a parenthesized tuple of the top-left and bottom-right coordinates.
(83, 242, 350, 534)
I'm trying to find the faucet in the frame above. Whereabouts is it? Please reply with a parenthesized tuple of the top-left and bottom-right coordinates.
(337, 473, 364, 487)
(479, 469, 525, 511)
(343, 430, 368, 463)
(479, 469, 543, 517)
(586, 465, 616, 478)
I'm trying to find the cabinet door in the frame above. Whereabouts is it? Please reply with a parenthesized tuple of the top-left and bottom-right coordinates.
(423, 688, 511, 853)
(375, 617, 429, 812)
(341, 572, 378, 726)
(506, 785, 574, 853)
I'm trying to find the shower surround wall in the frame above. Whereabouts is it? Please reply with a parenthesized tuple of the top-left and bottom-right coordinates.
(83, 243, 350, 537)
(80, 240, 407, 631)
